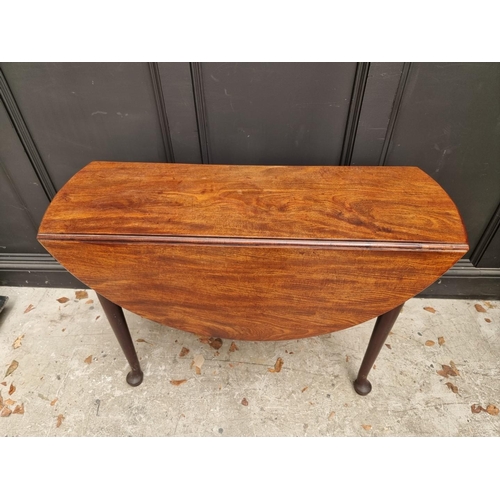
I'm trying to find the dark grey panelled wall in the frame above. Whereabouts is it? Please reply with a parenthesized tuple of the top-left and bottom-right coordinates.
(0, 62, 499, 297)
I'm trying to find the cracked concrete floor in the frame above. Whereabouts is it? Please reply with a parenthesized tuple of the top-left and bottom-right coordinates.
(0, 286, 499, 436)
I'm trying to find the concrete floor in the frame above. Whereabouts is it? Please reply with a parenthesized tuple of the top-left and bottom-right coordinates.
(0, 286, 498, 436)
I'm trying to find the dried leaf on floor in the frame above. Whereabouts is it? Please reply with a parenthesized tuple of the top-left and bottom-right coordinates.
(5, 399, 16, 405)
(438, 336, 445, 346)
(8, 383, 15, 395)
(56, 414, 65, 428)
(13, 404, 24, 415)
(450, 360, 460, 376)
(486, 405, 499, 416)
(198, 336, 210, 344)
(85, 299, 94, 304)
(268, 357, 284, 373)
(485, 318, 491, 323)
(75, 291, 88, 300)
(345, 355, 349, 362)
(50, 398, 58, 406)
(192, 354, 205, 375)
(5, 360, 19, 377)
(328, 411, 335, 421)
(484, 301, 496, 309)
(474, 304, 486, 313)
(95, 316, 100, 321)
(229, 342, 239, 352)
(301, 386, 308, 393)
(241, 398, 249, 406)
(170, 379, 187, 386)
(84, 355, 92, 364)
(208, 337, 223, 350)
(385, 344, 392, 349)
(436, 362, 459, 378)
(179, 347, 190, 357)
(424, 306, 436, 313)
(24, 304, 35, 314)
(362, 425, 372, 431)
(56, 297, 70, 303)
(1, 407, 12, 417)
(136, 339, 151, 344)
(0, 382, 6, 386)
(445, 382, 459, 394)
(471, 404, 484, 414)
(425, 340, 435, 347)
(12, 334, 24, 349)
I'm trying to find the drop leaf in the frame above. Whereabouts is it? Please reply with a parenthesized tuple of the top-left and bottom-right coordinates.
(362, 425, 372, 431)
(445, 382, 459, 394)
(438, 336, 445, 346)
(474, 304, 486, 313)
(75, 291, 88, 300)
(24, 304, 35, 314)
(85, 299, 94, 304)
(425, 340, 435, 346)
(50, 398, 58, 406)
(84, 355, 92, 364)
(424, 306, 436, 313)
(1, 407, 12, 417)
(57, 297, 70, 303)
(385, 344, 392, 349)
(8, 383, 16, 395)
(229, 342, 239, 352)
(471, 404, 484, 414)
(241, 398, 249, 406)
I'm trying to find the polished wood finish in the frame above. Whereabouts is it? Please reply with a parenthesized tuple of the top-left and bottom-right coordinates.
(96, 293, 143, 386)
(354, 303, 404, 395)
(39, 162, 468, 244)
(37, 162, 468, 391)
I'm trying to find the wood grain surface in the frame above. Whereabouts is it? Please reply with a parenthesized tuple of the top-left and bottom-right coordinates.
(38, 240, 464, 341)
(39, 162, 468, 245)
(38, 162, 468, 341)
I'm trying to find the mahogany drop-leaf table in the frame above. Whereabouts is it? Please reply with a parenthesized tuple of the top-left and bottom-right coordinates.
(38, 162, 468, 395)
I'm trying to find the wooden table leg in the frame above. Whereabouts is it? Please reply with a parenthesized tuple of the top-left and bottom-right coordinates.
(354, 303, 404, 396)
(97, 293, 144, 387)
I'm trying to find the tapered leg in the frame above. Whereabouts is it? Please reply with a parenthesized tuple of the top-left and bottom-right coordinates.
(354, 303, 404, 396)
(97, 293, 143, 387)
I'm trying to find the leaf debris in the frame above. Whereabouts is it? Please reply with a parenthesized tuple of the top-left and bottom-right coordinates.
(328, 411, 335, 420)
(5, 360, 19, 378)
(301, 386, 308, 393)
(24, 304, 35, 314)
(268, 357, 284, 373)
(474, 304, 486, 313)
(436, 361, 460, 378)
(362, 425, 372, 431)
(485, 318, 491, 323)
(445, 382, 459, 394)
(241, 398, 249, 406)
(208, 337, 223, 350)
(425, 340, 435, 346)
(170, 379, 187, 386)
(191, 354, 205, 375)
(12, 334, 24, 349)
(13, 404, 24, 415)
(438, 336, 445, 346)
(486, 405, 499, 416)
(56, 414, 65, 428)
(136, 338, 151, 344)
(229, 342, 239, 352)
(385, 344, 392, 349)
(75, 291, 88, 300)
(8, 383, 15, 395)
(85, 299, 94, 304)
(84, 355, 92, 364)
(56, 297, 70, 303)
(50, 398, 58, 406)
(424, 306, 436, 313)
(179, 347, 190, 357)
(1, 407, 12, 417)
